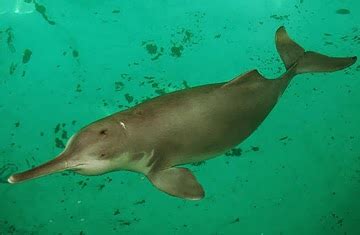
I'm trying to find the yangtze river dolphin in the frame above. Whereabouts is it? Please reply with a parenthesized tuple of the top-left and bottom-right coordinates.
(8, 27, 357, 200)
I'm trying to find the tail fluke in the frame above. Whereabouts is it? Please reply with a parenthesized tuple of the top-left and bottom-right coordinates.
(275, 26, 357, 74)
(275, 26, 305, 70)
(295, 51, 357, 73)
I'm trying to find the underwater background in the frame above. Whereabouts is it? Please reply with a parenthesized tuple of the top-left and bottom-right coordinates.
(0, 0, 359, 234)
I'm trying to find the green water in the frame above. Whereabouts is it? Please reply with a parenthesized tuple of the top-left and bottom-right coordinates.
(1, 0, 359, 234)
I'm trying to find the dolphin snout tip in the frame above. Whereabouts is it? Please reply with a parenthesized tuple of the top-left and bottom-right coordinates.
(7, 175, 16, 184)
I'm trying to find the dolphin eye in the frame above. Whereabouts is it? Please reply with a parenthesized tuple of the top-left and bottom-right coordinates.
(99, 129, 108, 135)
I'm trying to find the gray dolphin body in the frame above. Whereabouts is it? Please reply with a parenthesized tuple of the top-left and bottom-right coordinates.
(8, 27, 357, 200)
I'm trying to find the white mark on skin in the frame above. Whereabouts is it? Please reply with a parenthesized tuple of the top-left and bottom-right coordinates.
(65, 134, 75, 148)
(119, 121, 126, 130)
(116, 149, 155, 175)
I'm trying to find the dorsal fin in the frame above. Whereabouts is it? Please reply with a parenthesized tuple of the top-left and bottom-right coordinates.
(222, 69, 265, 88)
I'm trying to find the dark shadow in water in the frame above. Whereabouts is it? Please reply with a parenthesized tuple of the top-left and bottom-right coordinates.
(0, 164, 18, 184)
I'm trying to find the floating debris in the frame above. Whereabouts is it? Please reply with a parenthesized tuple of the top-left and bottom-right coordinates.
(143, 41, 164, 60)
(270, 14, 290, 20)
(53, 123, 68, 148)
(133, 199, 146, 205)
(154, 88, 166, 95)
(55, 124, 60, 133)
(9, 63, 17, 75)
(5, 27, 15, 52)
(181, 29, 193, 44)
(182, 80, 191, 88)
(170, 44, 184, 57)
(113, 209, 120, 215)
(230, 217, 240, 224)
(34, 1, 56, 25)
(22, 49, 32, 64)
(76, 84, 82, 92)
(336, 9, 350, 15)
(55, 137, 65, 148)
(225, 147, 242, 157)
(61, 130, 68, 140)
(98, 184, 105, 191)
(119, 220, 131, 226)
(145, 42, 157, 54)
(72, 49, 79, 58)
(115, 81, 124, 91)
(124, 93, 134, 103)
(77, 180, 87, 189)
(191, 161, 205, 166)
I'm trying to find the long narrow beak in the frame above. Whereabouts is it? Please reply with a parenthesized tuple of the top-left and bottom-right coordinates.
(7, 154, 69, 184)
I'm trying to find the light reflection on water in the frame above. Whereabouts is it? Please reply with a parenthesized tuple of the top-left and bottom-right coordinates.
(0, 0, 34, 15)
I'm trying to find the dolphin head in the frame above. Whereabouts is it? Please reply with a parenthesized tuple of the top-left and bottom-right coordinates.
(8, 117, 129, 184)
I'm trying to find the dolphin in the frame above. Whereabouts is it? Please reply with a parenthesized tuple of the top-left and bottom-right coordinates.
(8, 27, 357, 200)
